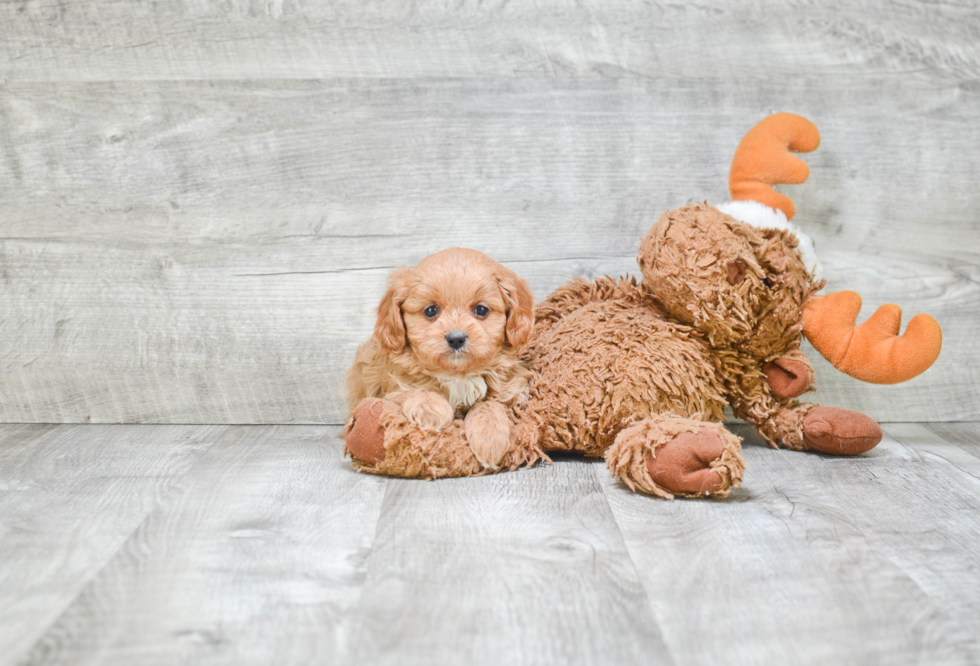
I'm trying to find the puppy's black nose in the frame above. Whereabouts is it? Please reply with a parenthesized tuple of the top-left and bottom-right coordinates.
(445, 331, 467, 350)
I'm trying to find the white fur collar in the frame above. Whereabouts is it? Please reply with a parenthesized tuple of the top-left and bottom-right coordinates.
(715, 200, 823, 281)
(436, 373, 488, 410)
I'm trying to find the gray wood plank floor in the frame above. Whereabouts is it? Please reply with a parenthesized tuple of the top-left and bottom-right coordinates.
(2, 423, 978, 666)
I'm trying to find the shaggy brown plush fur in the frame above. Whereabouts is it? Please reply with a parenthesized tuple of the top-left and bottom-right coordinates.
(345, 113, 943, 499)
(346, 202, 889, 498)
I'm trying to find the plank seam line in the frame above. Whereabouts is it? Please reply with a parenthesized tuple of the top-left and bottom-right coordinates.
(9, 424, 229, 666)
(341, 473, 391, 651)
(592, 460, 679, 666)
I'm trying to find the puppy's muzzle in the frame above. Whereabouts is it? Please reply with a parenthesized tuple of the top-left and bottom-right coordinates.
(445, 331, 467, 351)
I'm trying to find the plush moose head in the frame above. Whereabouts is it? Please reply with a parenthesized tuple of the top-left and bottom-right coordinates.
(638, 113, 942, 385)
(638, 203, 819, 359)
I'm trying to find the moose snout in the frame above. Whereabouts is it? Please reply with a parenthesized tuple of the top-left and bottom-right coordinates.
(445, 331, 468, 351)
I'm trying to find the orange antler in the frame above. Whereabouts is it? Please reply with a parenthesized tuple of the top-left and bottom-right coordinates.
(729, 113, 821, 220)
(802, 291, 943, 384)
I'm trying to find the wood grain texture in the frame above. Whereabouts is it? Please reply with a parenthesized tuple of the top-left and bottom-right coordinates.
(0, 424, 224, 663)
(879, 421, 980, 635)
(2, 1, 978, 82)
(347, 456, 671, 666)
(600, 423, 980, 666)
(4, 423, 979, 665)
(11, 425, 387, 666)
(1, 1, 977, 423)
(0, 247, 637, 424)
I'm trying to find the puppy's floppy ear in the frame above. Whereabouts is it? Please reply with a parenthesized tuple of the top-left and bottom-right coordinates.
(374, 267, 411, 354)
(495, 264, 535, 348)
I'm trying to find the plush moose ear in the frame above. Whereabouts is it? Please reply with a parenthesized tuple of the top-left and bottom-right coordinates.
(495, 265, 535, 348)
(374, 267, 411, 355)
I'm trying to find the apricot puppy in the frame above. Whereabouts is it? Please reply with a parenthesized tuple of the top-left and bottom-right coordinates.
(346, 248, 534, 468)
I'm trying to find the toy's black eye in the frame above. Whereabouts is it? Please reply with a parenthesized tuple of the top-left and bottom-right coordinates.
(761, 277, 773, 288)
(423, 305, 439, 319)
(473, 305, 490, 318)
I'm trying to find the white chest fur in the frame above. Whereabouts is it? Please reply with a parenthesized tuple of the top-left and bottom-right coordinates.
(436, 373, 488, 410)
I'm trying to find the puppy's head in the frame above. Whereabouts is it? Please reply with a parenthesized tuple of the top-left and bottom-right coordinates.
(374, 248, 534, 374)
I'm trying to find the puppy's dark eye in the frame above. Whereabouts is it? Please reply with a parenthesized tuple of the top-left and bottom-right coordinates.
(423, 305, 439, 319)
(473, 305, 490, 318)
(761, 277, 773, 288)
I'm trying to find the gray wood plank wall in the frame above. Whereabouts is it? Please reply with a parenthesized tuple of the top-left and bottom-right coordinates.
(1, 1, 977, 424)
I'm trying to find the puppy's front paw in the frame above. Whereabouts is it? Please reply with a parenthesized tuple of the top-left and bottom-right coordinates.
(402, 390, 455, 431)
(464, 401, 513, 470)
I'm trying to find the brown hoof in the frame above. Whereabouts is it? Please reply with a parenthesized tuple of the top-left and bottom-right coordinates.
(646, 430, 727, 495)
(764, 357, 811, 399)
(803, 406, 882, 455)
(345, 399, 388, 465)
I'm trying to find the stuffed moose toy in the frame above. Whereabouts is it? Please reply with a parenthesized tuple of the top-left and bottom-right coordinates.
(344, 113, 943, 499)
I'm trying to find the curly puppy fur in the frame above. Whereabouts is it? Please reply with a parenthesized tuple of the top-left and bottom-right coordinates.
(345, 247, 534, 469)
